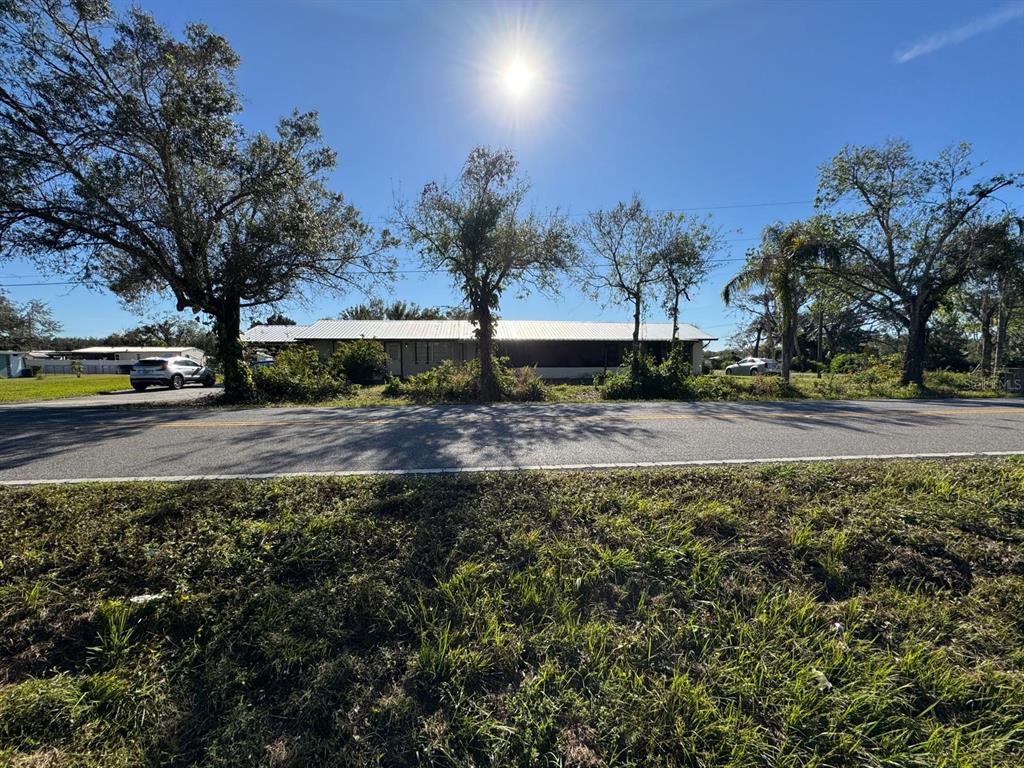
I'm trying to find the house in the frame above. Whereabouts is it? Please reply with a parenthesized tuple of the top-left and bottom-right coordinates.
(244, 319, 717, 378)
(67, 346, 206, 375)
(0, 350, 29, 378)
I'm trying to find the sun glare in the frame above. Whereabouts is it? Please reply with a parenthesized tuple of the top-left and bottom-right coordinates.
(501, 57, 536, 101)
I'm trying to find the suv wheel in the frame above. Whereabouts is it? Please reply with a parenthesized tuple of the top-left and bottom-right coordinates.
(750, 368, 759, 376)
(170, 373, 185, 390)
(132, 383, 147, 392)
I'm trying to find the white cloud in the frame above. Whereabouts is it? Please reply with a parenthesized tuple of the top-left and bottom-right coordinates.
(895, 1, 1024, 63)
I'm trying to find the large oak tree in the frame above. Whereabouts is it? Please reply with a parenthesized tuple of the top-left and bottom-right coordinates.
(0, 1, 394, 400)
(816, 140, 1018, 385)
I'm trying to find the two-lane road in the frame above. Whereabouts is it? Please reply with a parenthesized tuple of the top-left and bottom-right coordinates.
(1, 398, 1023, 483)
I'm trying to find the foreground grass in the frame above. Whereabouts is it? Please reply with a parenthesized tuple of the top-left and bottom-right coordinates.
(0, 375, 130, 403)
(2, 460, 1024, 766)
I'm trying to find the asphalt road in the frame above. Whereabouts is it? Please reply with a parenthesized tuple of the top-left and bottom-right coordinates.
(2, 398, 1023, 484)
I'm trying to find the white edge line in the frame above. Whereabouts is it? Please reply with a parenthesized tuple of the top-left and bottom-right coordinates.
(1, 451, 1023, 487)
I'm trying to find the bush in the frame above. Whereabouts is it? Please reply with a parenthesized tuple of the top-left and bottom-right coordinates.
(328, 339, 389, 385)
(396, 357, 547, 403)
(829, 352, 871, 374)
(381, 375, 405, 398)
(602, 353, 695, 400)
(507, 365, 546, 402)
(602, 352, 808, 402)
(252, 345, 351, 403)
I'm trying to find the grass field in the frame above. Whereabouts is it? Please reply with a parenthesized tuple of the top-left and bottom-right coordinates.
(0, 375, 130, 403)
(2, 459, 1023, 766)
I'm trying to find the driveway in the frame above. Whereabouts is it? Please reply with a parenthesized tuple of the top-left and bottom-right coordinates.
(1, 398, 1022, 483)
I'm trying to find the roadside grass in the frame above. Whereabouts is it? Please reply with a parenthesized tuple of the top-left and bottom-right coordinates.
(0, 375, 130, 403)
(2, 459, 1023, 766)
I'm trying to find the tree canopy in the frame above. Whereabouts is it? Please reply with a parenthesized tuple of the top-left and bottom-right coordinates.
(0, 1, 395, 399)
(816, 140, 1019, 384)
(401, 147, 576, 400)
(338, 299, 470, 321)
(0, 290, 60, 348)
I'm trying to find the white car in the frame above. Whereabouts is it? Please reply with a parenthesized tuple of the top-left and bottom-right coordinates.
(725, 357, 781, 376)
(130, 357, 216, 391)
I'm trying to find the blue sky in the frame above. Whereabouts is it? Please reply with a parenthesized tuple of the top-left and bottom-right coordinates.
(3, 0, 1023, 341)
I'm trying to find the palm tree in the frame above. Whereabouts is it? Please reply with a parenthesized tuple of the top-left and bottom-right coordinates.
(723, 221, 823, 381)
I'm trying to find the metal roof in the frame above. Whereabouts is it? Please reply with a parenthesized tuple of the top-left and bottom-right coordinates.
(295, 319, 717, 342)
(241, 324, 311, 344)
(72, 346, 201, 354)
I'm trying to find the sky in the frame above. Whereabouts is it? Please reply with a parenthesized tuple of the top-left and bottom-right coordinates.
(2, 0, 1023, 342)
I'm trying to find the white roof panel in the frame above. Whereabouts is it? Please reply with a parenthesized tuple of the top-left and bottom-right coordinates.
(241, 325, 311, 344)
(296, 319, 716, 342)
(72, 346, 199, 354)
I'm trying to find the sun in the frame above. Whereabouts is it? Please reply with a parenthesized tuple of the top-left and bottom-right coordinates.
(500, 57, 536, 101)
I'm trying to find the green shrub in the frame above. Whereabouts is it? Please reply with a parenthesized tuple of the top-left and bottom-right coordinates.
(829, 352, 871, 373)
(506, 365, 546, 402)
(252, 345, 350, 403)
(603, 353, 808, 402)
(328, 339, 389, 385)
(399, 357, 547, 403)
(602, 353, 695, 400)
(381, 375, 405, 397)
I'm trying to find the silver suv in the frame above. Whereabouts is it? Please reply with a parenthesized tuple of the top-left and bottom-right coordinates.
(130, 357, 215, 391)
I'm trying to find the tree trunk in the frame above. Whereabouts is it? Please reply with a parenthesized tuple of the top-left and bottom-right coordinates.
(631, 293, 642, 379)
(670, 294, 680, 352)
(780, 305, 796, 383)
(816, 308, 823, 379)
(979, 305, 995, 375)
(753, 325, 763, 357)
(214, 292, 253, 402)
(476, 306, 500, 402)
(900, 303, 931, 386)
(994, 305, 1010, 376)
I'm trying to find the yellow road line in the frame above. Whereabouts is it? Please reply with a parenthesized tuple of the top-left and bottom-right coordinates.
(151, 406, 1024, 429)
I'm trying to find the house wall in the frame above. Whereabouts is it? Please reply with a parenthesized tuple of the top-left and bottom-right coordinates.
(691, 341, 703, 376)
(308, 337, 705, 379)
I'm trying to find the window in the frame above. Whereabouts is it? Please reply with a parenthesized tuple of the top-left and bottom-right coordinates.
(414, 341, 430, 365)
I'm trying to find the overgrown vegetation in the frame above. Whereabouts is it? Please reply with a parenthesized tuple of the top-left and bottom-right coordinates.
(385, 357, 548, 403)
(251, 346, 351, 403)
(600, 352, 1003, 402)
(2, 459, 1024, 766)
(326, 338, 390, 385)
